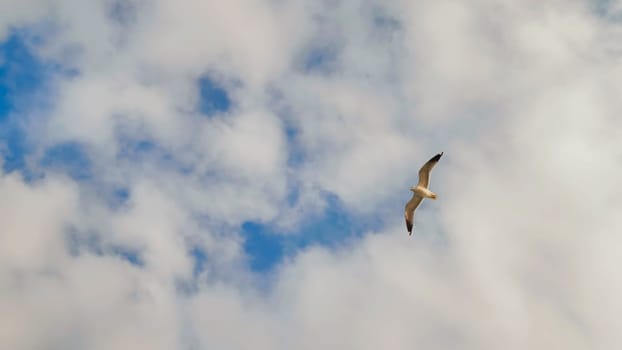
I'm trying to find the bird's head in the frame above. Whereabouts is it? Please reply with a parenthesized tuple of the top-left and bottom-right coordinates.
(409, 186, 417, 192)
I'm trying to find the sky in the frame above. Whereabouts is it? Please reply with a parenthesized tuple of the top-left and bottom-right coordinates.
(1, 0, 622, 349)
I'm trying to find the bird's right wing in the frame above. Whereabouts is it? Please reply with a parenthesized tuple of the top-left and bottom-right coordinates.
(404, 195, 424, 235)
(417, 152, 443, 188)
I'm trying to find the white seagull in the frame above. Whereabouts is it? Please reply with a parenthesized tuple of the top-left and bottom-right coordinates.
(404, 152, 443, 235)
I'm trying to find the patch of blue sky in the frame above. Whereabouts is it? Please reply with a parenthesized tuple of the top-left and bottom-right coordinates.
(242, 193, 384, 273)
(189, 246, 208, 277)
(0, 37, 40, 176)
(0, 28, 79, 176)
(39, 141, 93, 181)
(1, 128, 29, 174)
(198, 76, 231, 116)
(242, 222, 284, 272)
(0, 33, 46, 117)
(0, 33, 42, 173)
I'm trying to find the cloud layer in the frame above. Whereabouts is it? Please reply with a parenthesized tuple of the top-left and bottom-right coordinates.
(2, 0, 622, 349)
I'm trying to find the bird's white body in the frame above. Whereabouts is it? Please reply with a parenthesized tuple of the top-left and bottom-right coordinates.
(411, 186, 437, 199)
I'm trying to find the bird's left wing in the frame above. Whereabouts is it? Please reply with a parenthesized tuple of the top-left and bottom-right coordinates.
(404, 195, 424, 235)
(417, 152, 443, 188)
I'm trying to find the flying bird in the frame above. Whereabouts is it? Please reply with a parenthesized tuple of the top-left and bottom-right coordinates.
(404, 152, 443, 235)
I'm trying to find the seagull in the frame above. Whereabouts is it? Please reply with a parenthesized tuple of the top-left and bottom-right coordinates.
(404, 152, 443, 235)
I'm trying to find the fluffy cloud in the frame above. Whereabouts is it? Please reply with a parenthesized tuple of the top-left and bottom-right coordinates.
(1, 0, 622, 349)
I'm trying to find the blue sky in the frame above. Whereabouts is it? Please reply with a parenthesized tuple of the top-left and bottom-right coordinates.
(1, 29, 77, 177)
(1, 31, 42, 173)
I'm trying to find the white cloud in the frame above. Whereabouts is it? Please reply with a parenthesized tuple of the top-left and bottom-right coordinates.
(1, 0, 622, 349)
(0, 173, 78, 271)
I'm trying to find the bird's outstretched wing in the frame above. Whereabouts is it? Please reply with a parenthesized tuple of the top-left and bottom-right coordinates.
(417, 152, 443, 188)
(404, 195, 424, 235)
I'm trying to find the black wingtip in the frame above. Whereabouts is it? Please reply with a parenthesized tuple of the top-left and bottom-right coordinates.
(430, 152, 443, 162)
